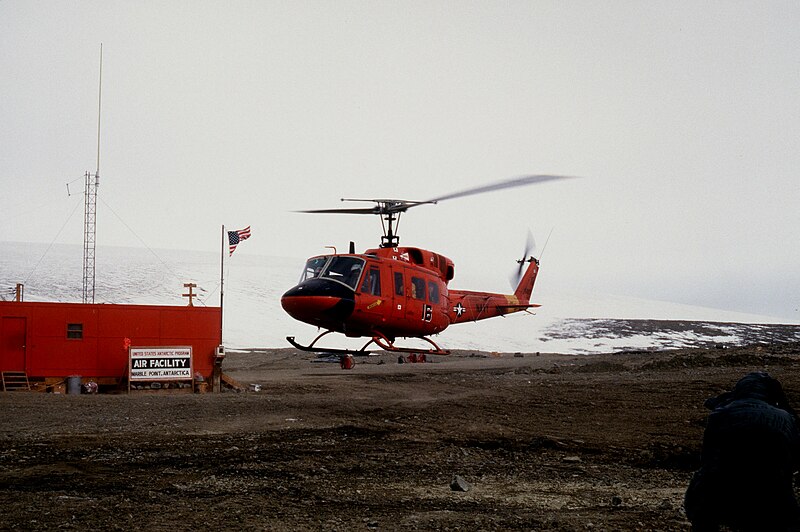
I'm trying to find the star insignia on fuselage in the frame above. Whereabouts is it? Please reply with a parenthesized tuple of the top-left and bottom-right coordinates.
(453, 302, 466, 317)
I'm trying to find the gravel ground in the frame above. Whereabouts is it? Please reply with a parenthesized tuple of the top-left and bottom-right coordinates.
(2, 342, 800, 530)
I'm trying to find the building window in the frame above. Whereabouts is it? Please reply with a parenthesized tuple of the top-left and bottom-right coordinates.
(67, 323, 83, 339)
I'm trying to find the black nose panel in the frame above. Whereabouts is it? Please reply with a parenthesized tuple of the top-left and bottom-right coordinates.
(281, 278, 356, 324)
(282, 278, 354, 299)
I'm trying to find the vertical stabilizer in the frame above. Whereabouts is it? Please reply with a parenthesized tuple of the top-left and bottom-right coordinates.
(513, 258, 540, 303)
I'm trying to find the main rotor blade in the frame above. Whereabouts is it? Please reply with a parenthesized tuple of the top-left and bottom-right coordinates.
(296, 207, 379, 215)
(424, 174, 575, 204)
(299, 199, 435, 215)
(296, 174, 575, 216)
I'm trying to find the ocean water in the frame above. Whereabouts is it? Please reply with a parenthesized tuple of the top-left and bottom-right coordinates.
(2, 241, 797, 354)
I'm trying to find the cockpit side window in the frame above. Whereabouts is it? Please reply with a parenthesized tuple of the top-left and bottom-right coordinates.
(360, 267, 381, 296)
(428, 280, 440, 304)
(394, 272, 404, 296)
(410, 276, 426, 300)
(321, 256, 365, 290)
(300, 257, 329, 283)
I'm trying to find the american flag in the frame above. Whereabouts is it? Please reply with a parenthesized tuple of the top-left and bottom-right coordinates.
(228, 226, 251, 256)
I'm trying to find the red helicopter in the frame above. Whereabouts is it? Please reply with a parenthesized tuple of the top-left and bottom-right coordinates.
(281, 175, 570, 356)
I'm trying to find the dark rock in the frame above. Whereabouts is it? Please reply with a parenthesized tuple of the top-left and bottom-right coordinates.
(450, 475, 471, 492)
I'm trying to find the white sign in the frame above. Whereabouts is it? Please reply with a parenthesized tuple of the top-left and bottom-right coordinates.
(129, 347, 193, 381)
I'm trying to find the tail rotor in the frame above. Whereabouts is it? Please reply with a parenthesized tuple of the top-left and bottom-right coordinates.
(510, 229, 537, 289)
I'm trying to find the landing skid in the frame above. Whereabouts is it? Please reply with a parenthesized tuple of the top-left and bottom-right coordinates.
(286, 331, 375, 356)
(286, 330, 450, 356)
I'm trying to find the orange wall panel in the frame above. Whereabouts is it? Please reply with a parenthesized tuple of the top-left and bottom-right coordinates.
(0, 302, 221, 380)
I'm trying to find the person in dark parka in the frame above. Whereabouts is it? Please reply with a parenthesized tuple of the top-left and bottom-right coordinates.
(685, 372, 800, 531)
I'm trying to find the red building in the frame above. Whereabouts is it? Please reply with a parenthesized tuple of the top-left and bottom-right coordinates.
(0, 301, 221, 389)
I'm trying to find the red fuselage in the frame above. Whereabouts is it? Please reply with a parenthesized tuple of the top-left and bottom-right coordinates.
(281, 246, 539, 342)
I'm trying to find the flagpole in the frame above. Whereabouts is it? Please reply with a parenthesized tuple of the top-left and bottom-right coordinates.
(220, 224, 225, 346)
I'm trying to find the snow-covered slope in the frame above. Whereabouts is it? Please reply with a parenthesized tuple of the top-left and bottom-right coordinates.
(2, 241, 797, 354)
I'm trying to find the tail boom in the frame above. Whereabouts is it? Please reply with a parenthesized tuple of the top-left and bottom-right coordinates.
(448, 257, 540, 324)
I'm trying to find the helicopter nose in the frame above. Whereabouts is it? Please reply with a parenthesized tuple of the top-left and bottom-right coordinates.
(281, 278, 356, 325)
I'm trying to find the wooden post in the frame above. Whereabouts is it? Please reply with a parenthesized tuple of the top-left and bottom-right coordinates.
(182, 283, 198, 306)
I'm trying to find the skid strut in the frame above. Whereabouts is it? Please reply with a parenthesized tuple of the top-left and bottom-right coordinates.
(286, 331, 450, 356)
(370, 331, 450, 355)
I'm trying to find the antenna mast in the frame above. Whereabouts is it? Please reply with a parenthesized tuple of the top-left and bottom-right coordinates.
(82, 43, 102, 304)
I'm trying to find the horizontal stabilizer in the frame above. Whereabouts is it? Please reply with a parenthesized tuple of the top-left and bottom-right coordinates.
(496, 303, 542, 310)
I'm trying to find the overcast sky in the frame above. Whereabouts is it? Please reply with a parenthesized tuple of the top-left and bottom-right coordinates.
(1, 1, 799, 321)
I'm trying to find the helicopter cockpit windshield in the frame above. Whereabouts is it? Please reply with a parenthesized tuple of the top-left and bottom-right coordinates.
(299, 256, 365, 290)
(320, 256, 365, 290)
(299, 257, 329, 283)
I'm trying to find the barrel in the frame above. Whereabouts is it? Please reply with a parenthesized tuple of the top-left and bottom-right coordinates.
(340, 354, 354, 370)
(66, 376, 82, 395)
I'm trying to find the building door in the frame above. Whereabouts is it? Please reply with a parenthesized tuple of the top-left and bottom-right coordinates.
(1, 317, 27, 371)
